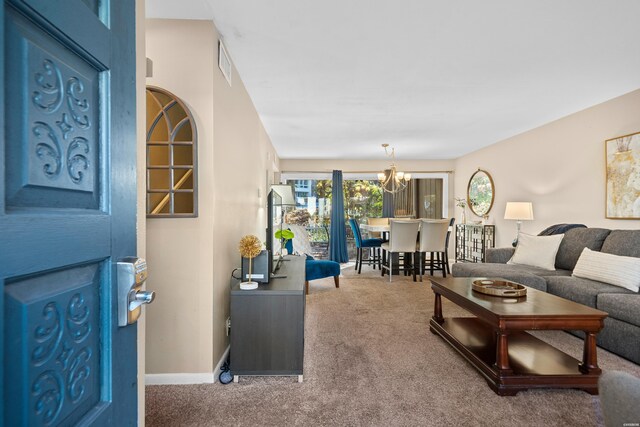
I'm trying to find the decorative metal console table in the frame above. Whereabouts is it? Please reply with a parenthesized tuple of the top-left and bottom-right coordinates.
(455, 224, 495, 263)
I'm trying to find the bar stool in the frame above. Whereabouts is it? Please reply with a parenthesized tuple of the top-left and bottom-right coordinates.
(348, 218, 383, 274)
(381, 219, 420, 282)
(417, 219, 450, 281)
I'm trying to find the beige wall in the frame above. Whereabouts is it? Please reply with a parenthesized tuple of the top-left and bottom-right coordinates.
(210, 49, 280, 365)
(455, 89, 640, 248)
(144, 19, 279, 376)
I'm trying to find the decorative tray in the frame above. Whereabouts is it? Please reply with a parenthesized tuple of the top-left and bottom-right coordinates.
(472, 279, 527, 297)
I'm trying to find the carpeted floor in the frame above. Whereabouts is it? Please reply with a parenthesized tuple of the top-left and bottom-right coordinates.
(146, 264, 640, 426)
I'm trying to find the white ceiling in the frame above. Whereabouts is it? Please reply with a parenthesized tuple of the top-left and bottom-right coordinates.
(146, 0, 640, 160)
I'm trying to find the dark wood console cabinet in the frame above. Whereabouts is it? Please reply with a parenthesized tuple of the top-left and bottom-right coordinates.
(230, 255, 305, 382)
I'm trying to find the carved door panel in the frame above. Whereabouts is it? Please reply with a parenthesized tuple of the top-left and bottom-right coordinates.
(1, 0, 137, 425)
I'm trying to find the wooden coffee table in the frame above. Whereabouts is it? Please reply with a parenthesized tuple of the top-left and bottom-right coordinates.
(429, 277, 608, 396)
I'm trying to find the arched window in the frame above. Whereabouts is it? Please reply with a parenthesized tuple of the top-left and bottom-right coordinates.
(146, 86, 197, 217)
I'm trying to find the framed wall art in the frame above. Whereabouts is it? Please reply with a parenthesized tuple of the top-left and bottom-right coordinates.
(606, 131, 640, 219)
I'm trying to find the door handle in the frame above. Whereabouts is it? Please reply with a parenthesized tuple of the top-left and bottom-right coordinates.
(130, 290, 155, 310)
(117, 257, 155, 326)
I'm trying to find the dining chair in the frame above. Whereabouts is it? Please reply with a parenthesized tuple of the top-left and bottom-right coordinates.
(366, 217, 389, 240)
(348, 218, 384, 274)
(381, 219, 420, 282)
(417, 219, 450, 280)
(444, 218, 455, 274)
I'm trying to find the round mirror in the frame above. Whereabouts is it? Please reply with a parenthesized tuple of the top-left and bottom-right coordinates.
(467, 169, 494, 217)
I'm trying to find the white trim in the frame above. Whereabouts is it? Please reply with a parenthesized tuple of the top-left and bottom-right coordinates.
(145, 345, 230, 385)
(145, 372, 215, 385)
(281, 172, 331, 181)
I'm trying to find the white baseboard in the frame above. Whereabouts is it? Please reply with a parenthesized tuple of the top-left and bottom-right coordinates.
(145, 372, 215, 385)
(145, 345, 230, 385)
(213, 345, 231, 383)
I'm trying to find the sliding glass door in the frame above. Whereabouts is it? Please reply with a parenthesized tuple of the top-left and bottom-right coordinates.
(281, 172, 449, 261)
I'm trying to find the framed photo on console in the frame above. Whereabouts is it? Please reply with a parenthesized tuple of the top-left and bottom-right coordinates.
(605, 131, 640, 219)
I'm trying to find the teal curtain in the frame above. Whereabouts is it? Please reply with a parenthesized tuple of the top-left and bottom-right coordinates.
(329, 170, 349, 262)
(382, 170, 395, 217)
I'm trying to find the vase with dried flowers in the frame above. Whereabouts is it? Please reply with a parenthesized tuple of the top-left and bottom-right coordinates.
(455, 197, 467, 224)
(238, 235, 262, 290)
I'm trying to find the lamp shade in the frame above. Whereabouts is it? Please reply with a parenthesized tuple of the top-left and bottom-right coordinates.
(271, 184, 296, 206)
(504, 202, 534, 220)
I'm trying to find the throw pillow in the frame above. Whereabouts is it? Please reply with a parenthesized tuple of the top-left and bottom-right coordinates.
(572, 248, 640, 292)
(507, 233, 564, 270)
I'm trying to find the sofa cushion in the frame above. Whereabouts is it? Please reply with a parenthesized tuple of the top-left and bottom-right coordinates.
(451, 263, 569, 291)
(598, 317, 640, 365)
(545, 276, 635, 308)
(572, 248, 640, 292)
(601, 230, 640, 258)
(555, 228, 611, 271)
(485, 247, 515, 264)
(508, 233, 564, 270)
(597, 294, 640, 327)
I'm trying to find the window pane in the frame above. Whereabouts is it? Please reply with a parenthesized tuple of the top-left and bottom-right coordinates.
(148, 169, 170, 190)
(417, 178, 444, 219)
(173, 169, 194, 189)
(286, 179, 388, 260)
(148, 113, 169, 142)
(151, 91, 174, 108)
(174, 192, 194, 214)
(285, 179, 332, 259)
(165, 102, 187, 131)
(173, 145, 193, 166)
(344, 180, 383, 221)
(148, 193, 170, 214)
(173, 120, 193, 142)
(148, 145, 169, 166)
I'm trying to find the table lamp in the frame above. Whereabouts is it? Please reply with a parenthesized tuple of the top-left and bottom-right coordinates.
(504, 202, 534, 247)
(270, 184, 296, 207)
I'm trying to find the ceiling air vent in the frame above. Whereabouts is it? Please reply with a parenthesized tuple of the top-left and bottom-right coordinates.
(218, 40, 232, 86)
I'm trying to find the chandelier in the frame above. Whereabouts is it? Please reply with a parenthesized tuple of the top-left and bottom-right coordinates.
(377, 144, 411, 194)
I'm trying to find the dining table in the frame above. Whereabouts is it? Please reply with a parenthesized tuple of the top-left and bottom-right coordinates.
(359, 223, 390, 238)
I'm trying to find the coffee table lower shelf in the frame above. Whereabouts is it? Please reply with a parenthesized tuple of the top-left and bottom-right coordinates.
(430, 317, 600, 396)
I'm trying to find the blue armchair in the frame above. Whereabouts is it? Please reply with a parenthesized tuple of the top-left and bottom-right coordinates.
(304, 255, 340, 295)
(284, 231, 340, 294)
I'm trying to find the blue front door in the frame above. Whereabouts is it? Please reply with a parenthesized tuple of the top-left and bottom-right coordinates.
(1, 0, 138, 425)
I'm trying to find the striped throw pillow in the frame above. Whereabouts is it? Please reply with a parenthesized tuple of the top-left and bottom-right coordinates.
(572, 248, 640, 292)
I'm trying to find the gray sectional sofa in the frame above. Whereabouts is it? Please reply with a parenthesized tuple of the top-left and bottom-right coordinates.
(452, 228, 640, 364)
